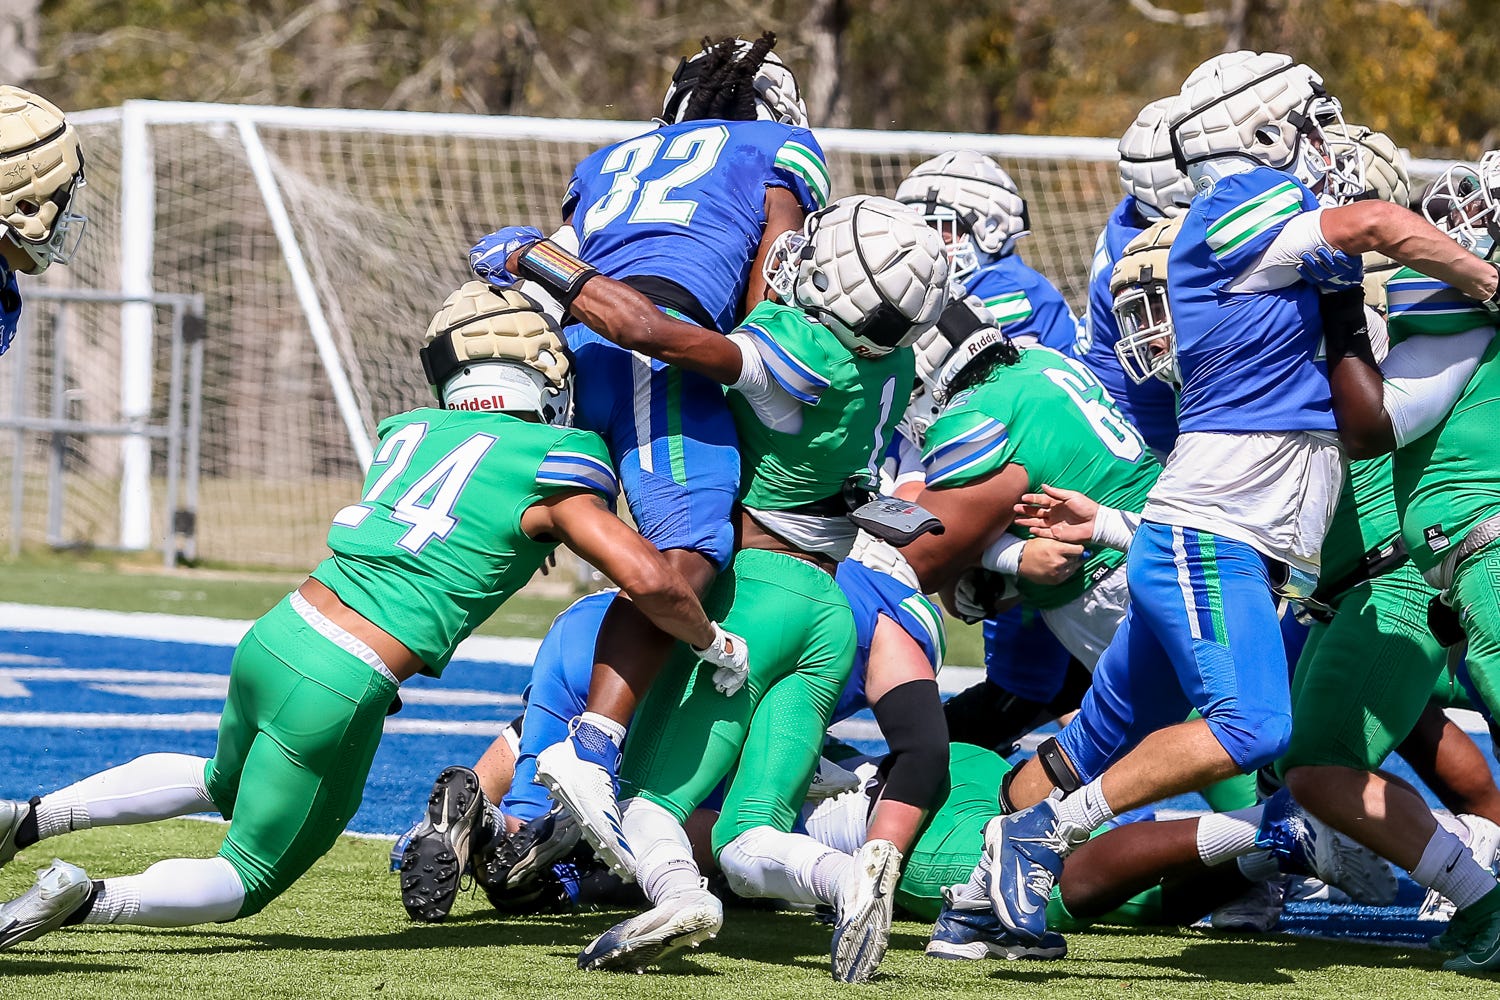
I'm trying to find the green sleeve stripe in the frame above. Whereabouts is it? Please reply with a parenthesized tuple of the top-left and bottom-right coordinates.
(775, 143, 831, 207)
(983, 291, 1034, 325)
(1206, 182, 1303, 256)
(899, 594, 947, 668)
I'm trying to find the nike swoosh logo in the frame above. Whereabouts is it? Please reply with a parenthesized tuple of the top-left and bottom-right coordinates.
(1013, 856, 1041, 915)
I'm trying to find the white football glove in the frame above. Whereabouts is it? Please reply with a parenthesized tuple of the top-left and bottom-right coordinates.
(694, 621, 751, 695)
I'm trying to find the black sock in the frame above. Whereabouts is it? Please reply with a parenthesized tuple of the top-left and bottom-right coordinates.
(14, 797, 40, 849)
(60, 880, 104, 926)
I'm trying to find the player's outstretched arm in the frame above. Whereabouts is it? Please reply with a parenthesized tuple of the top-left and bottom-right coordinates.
(523, 491, 749, 690)
(1321, 201, 1500, 305)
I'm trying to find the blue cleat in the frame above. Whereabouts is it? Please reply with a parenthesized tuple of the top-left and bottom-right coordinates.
(927, 887, 1067, 960)
(1255, 788, 1396, 906)
(985, 797, 1089, 942)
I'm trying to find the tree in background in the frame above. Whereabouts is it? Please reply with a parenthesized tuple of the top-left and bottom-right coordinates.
(23, 0, 1500, 155)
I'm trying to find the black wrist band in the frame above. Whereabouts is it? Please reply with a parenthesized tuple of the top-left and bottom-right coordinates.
(514, 240, 600, 307)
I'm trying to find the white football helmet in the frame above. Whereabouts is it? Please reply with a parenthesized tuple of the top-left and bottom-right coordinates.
(1169, 51, 1343, 192)
(900, 291, 1017, 446)
(764, 195, 950, 359)
(0, 86, 86, 275)
(1117, 97, 1194, 220)
(1110, 216, 1183, 387)
(661, 36, 807, 128)
(421, 283, 574, 425)
(1420, 155, 1500, 260)
(893, 150, 1029, 282)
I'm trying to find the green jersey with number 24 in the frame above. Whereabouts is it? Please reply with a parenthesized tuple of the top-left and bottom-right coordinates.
(922, 346, 1160, 609)
(310, 408, 618, 675)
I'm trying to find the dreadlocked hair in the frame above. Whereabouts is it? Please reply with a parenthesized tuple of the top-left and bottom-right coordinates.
(681, 31, 778, 122)
(943, 339, 1022, 400)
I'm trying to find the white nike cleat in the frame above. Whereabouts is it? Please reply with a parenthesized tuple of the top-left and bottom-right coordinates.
(830, 839, 902, 983)
(1209, 877, 1286, 933)
(535, 738, 636, 881)
(1302, 817, 1398, 906)
(0, 800, 26, 869)
(0, 859, 92, 949)
(578, 881, 722, 972)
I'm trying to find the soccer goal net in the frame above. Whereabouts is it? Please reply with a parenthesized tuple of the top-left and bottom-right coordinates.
(9, 101, 1449, 569)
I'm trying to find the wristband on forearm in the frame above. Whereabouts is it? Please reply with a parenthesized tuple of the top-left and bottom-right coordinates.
(980, 532, 1025, 576)
(514, 240, 600, 308)
(1318, 286, 1375, 364)
(1092, 505, 1139, 552)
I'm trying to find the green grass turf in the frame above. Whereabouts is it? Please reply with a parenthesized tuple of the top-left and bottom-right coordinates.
(0, 822, 1465, 1000)
(0, 550, 989, 663)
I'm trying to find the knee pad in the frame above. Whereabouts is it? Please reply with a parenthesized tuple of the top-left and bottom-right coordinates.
(716, 827, 775, 900)
(1208, 709, 1293, 773)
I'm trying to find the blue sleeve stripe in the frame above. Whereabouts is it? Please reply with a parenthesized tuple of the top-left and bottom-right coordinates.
(538, 452, 618, 497)
(745, 324, 828, 405)
(924, 431, 1009, 485)
(923, 418, 1006, 465)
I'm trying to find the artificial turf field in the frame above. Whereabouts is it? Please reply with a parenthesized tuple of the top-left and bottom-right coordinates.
(0, 822, 1466, 1000)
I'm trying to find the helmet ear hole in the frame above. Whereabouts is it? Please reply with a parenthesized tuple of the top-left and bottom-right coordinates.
(811, 271, 829, 292)
(1254, 125, 1280, 146)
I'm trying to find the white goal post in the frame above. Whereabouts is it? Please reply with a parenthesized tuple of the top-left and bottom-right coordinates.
(38, 100, 1448, 569)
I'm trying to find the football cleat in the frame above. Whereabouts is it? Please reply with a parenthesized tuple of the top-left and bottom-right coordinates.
(535, 731, 636, 880)
(473, 805, 581, 896)
(399, 766, 488, 923)
(1420, 815, 1500, 922)
(1209, 877, 1286, 933)
(578, 880, 722, 972)
(0, 800, 27, 869)
(0, 859, 92, 949)
(926, 886, 1067, 960)
(986, 797, 1090, 943)
(1254, 789, 1397, 906)
(830, 839, 902, 983)
(1442, 898, 1500, 973)
(389, 817, 423, 873)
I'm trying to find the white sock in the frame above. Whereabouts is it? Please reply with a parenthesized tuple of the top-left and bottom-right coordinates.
(1411, 825, 1497, 910)
(1237, 850, 1282, 882)
(1196, 805, 1267, 866)
(1436, 812, 1474, 845)
(947, 844, 993, 906)
(718, 825, 848, 907)
(578, 712, 627, 748)
(620, 798, 700, 905)
(1055, 779, 1114, 834)
(34, 753, 215, 841)
(84, 857, 246, 927)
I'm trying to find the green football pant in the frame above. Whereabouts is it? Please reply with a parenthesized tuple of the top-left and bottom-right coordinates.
(1452, 543, 1500, 718)
(1276, 561, 1445, 776)
(205, 598, 397, 917)
(619, 547, 855, 856)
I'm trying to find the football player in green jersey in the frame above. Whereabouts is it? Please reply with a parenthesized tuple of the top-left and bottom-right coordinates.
(471, 195, 949, 981)
(0, 284, 748, 949)
(1307, 154, 1500, 972)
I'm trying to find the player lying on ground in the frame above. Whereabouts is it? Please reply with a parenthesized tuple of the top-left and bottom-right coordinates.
(467, 33, 827, 881)
(0, 284, 748, 950)
(0, 86, 87, 358)
(466, 194, 950, 981)
(801, 744, 1395, 958)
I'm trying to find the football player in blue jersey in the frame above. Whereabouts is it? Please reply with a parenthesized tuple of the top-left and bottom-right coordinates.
(894, 150, 1083, 355)
(0, 87, 87, 358)
(978, 50, 1500, 951)
(1071, 97, 1193, 460)
(468, 32, 830, 879)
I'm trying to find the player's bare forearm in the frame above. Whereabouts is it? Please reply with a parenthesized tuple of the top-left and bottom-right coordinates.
(902, 464, 1029, 592)
(1328, 356, 1397, 459)
(1322, 201, 1500, 301)
(528, 492, 717, 649)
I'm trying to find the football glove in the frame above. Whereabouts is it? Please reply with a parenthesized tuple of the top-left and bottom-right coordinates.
(469, 226, 546, 290)
(694, 621, 751, 695)
(0, 258, 18, 357)
(1297, 246, 1363, 291)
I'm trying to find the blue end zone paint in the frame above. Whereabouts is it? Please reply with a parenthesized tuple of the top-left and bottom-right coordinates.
(2, 614, 1496, 947)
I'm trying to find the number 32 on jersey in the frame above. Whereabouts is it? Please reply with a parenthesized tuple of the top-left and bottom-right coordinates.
(579, 125, 730, 238)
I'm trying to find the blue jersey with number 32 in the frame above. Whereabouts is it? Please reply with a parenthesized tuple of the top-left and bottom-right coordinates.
(564, 119, 829, 332)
